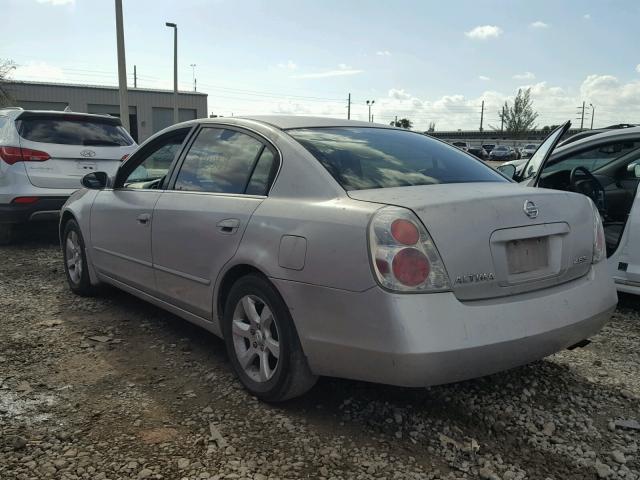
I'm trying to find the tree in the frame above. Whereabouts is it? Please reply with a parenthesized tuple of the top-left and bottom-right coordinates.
(493, 88, 538, 137)
(389, 118, 413, 129)
(0, 59, 16, 107)
(427, 121, 436, 132)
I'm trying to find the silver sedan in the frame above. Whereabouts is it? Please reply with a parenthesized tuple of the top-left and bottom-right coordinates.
(60, 116, 617, 401)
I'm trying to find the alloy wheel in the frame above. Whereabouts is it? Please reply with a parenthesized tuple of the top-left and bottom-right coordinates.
(65, 230, 83, 285)
(231, 295, 280, 383)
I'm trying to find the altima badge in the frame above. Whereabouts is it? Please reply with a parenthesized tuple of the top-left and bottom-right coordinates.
(523, 200, 539, 219)
(455, 273, 495, 284)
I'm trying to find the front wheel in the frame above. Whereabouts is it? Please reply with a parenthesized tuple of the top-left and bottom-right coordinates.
(62, 219, 97, 296)
(222, 274, 317, 401)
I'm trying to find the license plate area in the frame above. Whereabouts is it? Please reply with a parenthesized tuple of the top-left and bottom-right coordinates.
(506, 236, 549, 274)
(76, 161, 97, 172)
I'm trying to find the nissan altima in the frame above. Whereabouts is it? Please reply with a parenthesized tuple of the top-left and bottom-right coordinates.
(60, 116, 617, 401)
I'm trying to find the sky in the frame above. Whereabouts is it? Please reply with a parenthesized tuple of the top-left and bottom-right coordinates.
(2, 0, 640, 131)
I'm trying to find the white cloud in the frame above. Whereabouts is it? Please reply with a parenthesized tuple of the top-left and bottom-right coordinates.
(12, 61, 66, 82)
(530, 21, 549, 29)
(465, 25, 503, 40)
(291, 64, 362, 79)
(36, 0, 75, 5)
(376, 50, 391, 56)
(513, 71, 536, 80)
(479, 75, 491, 81)
(277, 60, 297, 71)
(636, 64, 640, 74)
(583, 13, 591, 20)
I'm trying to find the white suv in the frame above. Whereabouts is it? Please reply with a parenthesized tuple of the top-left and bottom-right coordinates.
(0, 108, 137, 243)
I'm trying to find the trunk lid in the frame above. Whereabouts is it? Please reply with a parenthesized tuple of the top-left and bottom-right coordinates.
(350, 182, 595, 300)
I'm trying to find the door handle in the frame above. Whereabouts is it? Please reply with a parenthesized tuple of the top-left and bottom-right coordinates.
(216, 218, 240, 234)
(137, 213, 151, 225)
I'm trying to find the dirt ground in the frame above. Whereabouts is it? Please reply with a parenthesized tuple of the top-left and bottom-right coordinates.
(1, 223, 639, 480)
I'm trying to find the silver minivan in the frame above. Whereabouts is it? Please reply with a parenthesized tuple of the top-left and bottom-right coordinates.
(0, 108, 136, 243)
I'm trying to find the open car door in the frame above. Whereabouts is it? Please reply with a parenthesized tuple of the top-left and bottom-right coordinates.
(497, 121, 571, 185)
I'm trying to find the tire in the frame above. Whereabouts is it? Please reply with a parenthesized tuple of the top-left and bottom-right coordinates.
(62, 219, 97, 296)
(222, 274, 317, 401)
(0, 224, 14, 245)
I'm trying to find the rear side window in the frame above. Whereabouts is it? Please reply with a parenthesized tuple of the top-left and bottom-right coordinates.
(245, 149, 276, 195)
(288, 127, 505, 191)
(174, 128, 264, 194)
(16, 115, 134, 146)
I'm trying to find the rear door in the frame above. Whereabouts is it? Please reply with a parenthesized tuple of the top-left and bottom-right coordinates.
(90, 128, 190, 292)
(15, 112, 135, 189)
(151, 126, 278, 319)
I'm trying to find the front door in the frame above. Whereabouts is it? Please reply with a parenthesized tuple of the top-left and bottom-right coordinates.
(90, 128, 192, 292)
(151, 126, 278, 319)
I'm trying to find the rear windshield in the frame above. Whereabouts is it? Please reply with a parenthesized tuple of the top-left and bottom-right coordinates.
(288, 127, 506, 191)
(16, 115, 134, 146)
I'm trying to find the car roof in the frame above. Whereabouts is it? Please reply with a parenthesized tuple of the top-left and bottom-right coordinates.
(200, 115, 387, 130)
(553, 126, 640, 156)
(0, 108, 119, 121)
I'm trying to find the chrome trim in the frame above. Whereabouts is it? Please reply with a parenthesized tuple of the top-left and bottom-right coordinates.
(92, 246, 153, 267)
(153, 263, 211, 285)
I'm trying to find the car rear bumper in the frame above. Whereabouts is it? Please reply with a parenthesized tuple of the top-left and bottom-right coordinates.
(273, 260, 617, 387)
(0, 196, 68, 224)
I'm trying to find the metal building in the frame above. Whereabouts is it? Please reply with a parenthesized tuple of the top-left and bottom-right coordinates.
(3, 80, 208, 142)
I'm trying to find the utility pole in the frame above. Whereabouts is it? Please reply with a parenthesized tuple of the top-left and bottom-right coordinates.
(590, 103, 595, 129)
(500, 106, 505, 133)
(166, 22, 178, 124)
(394, 115, 398, 126)
(133, 65, 137, 88)
(366, 100, 375, 122)
(347, 93, 351, 119)
(190, 63, 197, 92)
(479, 100, 484, 132)
(577, 101, 585, 130)
(114, 0, 130, 132)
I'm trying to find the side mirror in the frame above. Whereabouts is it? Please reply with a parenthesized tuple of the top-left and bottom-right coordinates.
(497, 164, 517, 179)
(81, 171, 108, 190)
(635, 164, 640, 179)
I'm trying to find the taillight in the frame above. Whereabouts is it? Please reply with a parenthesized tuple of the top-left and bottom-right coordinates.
(0, 146, 50, 165)
(592, 202, 606, 263)
(369, 206, 450, 292)
(12, 196, 40, 204)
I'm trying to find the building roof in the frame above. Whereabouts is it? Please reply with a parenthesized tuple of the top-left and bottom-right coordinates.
(5, 80, 207, 96)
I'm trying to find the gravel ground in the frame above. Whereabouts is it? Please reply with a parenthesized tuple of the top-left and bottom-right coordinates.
(1, 224, 639, 480)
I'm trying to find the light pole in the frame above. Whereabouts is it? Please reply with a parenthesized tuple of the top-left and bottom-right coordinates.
(590, 103, 595, 130)
(190, 63, 197, 92)
(165, 22, 178, 124)
(114, 0, 130, 132)
(366, 100, 375, 122)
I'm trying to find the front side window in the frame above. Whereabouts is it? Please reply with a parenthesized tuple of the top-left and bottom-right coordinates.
(124, 131, 189, 187)
(174, 128, 264, 194)
(288, 127, 505, 191)
(17, 114, 134, 146)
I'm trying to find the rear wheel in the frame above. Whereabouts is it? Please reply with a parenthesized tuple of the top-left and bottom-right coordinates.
(222, 274, 317, 401)
(62, 219, 97, 296)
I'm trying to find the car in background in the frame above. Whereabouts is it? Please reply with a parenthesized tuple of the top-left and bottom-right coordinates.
(498, 122, 640, 295)
(482, 143, 496, 154)
(520, 144, 538, 159)
(488, 145, 515, 161)
(451, 141, 470, 152)
(0, 108, 136, 244)
(468, 145, 488, 160)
